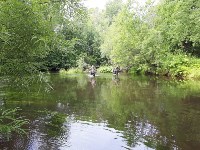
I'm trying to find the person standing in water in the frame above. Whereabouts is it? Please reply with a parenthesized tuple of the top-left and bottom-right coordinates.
(90, 65, 96, 77)
(113, 65, 120, 76)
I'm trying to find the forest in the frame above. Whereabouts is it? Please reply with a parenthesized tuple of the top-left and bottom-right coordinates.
(0, 0, 199, 79)
(0, 0, 200, 142)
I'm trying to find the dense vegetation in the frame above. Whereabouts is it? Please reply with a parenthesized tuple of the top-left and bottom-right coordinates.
(1, 0, 199, 78)
(0, 0, 199, 140)
(0, 0, 104, 75)
(100, 0, 200, 78)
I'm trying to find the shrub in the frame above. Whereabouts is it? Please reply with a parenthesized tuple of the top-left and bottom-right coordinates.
(59, 68, 83, 75)
(66, 68, 83, 74)
(59, 69, 67, 75)
(98, 66, 113, 73)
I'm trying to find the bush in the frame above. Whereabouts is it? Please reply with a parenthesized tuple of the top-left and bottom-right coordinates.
(98, 66, 113, 73)
(59, 69, 67, 75)
(128, 53, 200, 80)
(67, 68, 83, 74)
(59, 68, 83, 75)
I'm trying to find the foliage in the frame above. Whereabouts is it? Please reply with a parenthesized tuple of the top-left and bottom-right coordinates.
(38, 0, 89, 71)
(59, 68, 83, 75)
(0, 0, 53, 76)
(105, 0, 123, 25)
(101, 7, 136, 65)
(0, 0, 103, 73)
(1, 0, 200, 79)
(99, 0, 200, 79)
(43, 37, 77, 71)
(98, 66, 113, 73)
(43, 4, 105, 70)
(66, 68, 83, 74)
(0, 107, 29, 140)
(156, 0, 200, 55)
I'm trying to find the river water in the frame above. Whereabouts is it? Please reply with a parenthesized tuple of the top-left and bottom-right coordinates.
(0, 73, 200, 150)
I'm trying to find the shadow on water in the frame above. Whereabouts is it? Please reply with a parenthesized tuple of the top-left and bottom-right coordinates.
(0, 73, 200, 150)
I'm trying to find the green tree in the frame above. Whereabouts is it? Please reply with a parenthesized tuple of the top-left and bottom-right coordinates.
(101, 5, 143, 67)
(105, 0, 123, 25)
(0, 0, 53, 76)
(156, 0, 200, 55)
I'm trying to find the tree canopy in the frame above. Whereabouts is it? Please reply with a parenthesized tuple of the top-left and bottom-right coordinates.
(0, 0, 200, 78)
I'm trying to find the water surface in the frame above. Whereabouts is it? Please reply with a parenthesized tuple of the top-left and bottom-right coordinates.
(0, 73, 200, 150)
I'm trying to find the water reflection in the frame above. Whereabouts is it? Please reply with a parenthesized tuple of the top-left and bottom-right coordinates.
(60, 120, 154, 150)
(112, 75, 120, 85)
(0, 73, 200, 150)
(89, 76, 96, 88)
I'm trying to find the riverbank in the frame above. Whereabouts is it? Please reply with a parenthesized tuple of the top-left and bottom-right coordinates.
(59, 56, 200, 80)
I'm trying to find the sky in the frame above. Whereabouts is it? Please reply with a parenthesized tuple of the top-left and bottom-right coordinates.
(83, 0, 149, 9)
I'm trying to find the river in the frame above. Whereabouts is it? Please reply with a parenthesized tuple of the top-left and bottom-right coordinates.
(0, 73, 200, 150)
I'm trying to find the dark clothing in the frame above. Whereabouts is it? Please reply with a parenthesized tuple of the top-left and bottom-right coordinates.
(113, 67, 120, 75)
(90, 66, 96, 77)
(90, 71, 95, 77)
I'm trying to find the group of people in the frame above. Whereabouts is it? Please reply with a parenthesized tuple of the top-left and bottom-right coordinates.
(89, 65, 120, 77)
(89, 65, 121, 87)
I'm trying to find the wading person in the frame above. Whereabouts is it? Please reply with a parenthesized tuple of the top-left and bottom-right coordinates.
(90, 65, 96, 77)
(113, 65, 120, 76)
